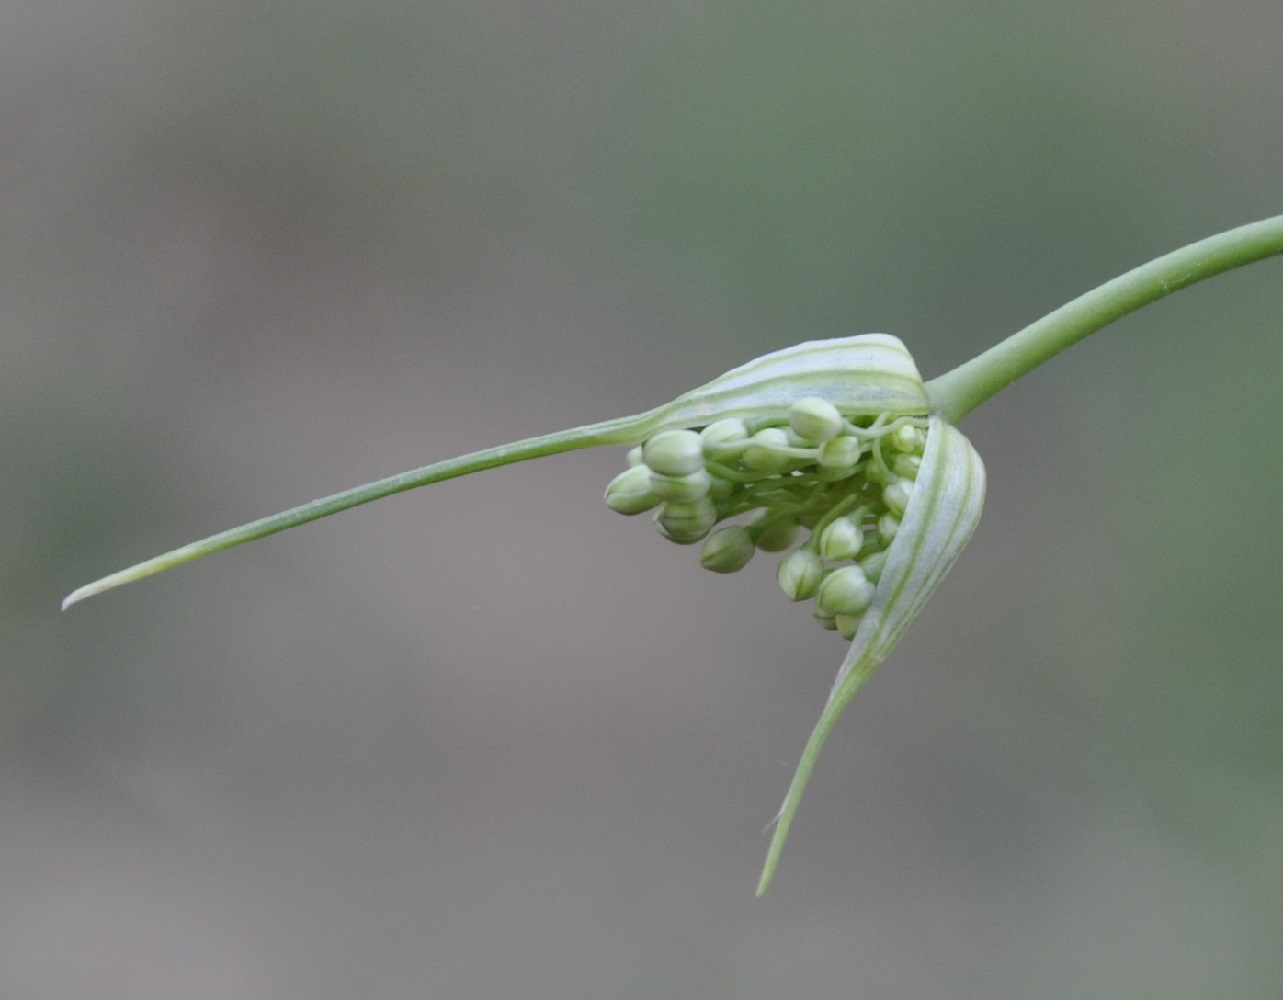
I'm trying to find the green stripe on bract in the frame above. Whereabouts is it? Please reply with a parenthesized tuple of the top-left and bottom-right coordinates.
(841, 416, 986, 676)
(653, 335, 929, 431)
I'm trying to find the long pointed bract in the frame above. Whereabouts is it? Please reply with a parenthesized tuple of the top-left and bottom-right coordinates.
(62, 410, 659, 608)
(63, 335, 926, 609)
(756, 417, 985, 894)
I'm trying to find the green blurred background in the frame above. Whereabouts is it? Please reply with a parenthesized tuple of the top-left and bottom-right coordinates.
(4, 2, 1282, 997)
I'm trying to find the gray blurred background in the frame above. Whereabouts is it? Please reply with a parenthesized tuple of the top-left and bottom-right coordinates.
(4, 2, 1282, 997)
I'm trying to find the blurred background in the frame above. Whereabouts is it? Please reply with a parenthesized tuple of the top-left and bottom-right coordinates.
(3, 2, 1282, 997)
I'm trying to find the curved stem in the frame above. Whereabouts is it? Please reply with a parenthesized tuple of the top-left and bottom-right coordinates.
(927, 214, 1283, 424)
(62, 409, 664, 608)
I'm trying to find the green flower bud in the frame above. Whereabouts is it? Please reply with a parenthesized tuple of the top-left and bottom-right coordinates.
(818, 435, 863, 471)
(699, 526, 756, 573)
(627, 446, 644, 467)
(703, 415, 749, 459)
(605, 465, 662, 515)
(812, 606, 839, 631)
(889, 423, 923, 453)
(752, 516, 800, 552)
(882, 478, 913, 517)
(819, 516, 863, 562)
(742, 427, 793, 473)
(878, 512, 900, 545)
(703, 415, 749, 444)
(650, 467, 712, 503)
(654, 497, 718, 544)
(859, 548, 888, 584)
(892, 454, 922, 481)
(643, 429, 705, 476)
(788, 397, 845, 444)
(777, 550, 825, 601)
(816, 564, 876, 618)
(834, 613, 863, 640)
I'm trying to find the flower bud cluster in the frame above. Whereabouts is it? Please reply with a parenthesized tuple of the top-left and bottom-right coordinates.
(605, 396, 928, 639)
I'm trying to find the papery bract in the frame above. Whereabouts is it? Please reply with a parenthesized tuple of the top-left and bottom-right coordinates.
(756, 414, 985, 893)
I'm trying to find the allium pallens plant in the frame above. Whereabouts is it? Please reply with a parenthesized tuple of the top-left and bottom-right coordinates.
(64, 215, 1283, 893)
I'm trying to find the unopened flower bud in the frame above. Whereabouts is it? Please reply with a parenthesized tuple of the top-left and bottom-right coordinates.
(892, 454, 922, 480)
(643, 429, 705, 476)
(655, 497, 718, 543)
(882, 478, 913, 517)
(650, 467, 712, 503)
(819, 516, 863, 561)
(777, 550, 825, 601)
(605, 465, 662, 515)
(700, 526, 756, 573)
(890, 423, 922, 453)
(878, 513, 900, 545)
(816, 564, 876, 617)
(835, 613, 862, 640)
(742, 427, 792, 473)
(700, 418, 748, 459)
(818, 436, 862, 471)
(700, 417, 748, 443)
(859, 548, 888, 584)
(753, 516, 800, 552)
(812, 606, 839, 631)
(788, 396, 845, 444)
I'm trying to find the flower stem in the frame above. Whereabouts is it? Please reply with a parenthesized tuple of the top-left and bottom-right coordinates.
(926, 214, 1283, 425)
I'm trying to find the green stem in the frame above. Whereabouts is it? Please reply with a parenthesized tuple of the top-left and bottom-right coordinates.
(927, 214, 1283, 424)
(62, 409, 664, 608)
(65, 215, 1283, 608)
